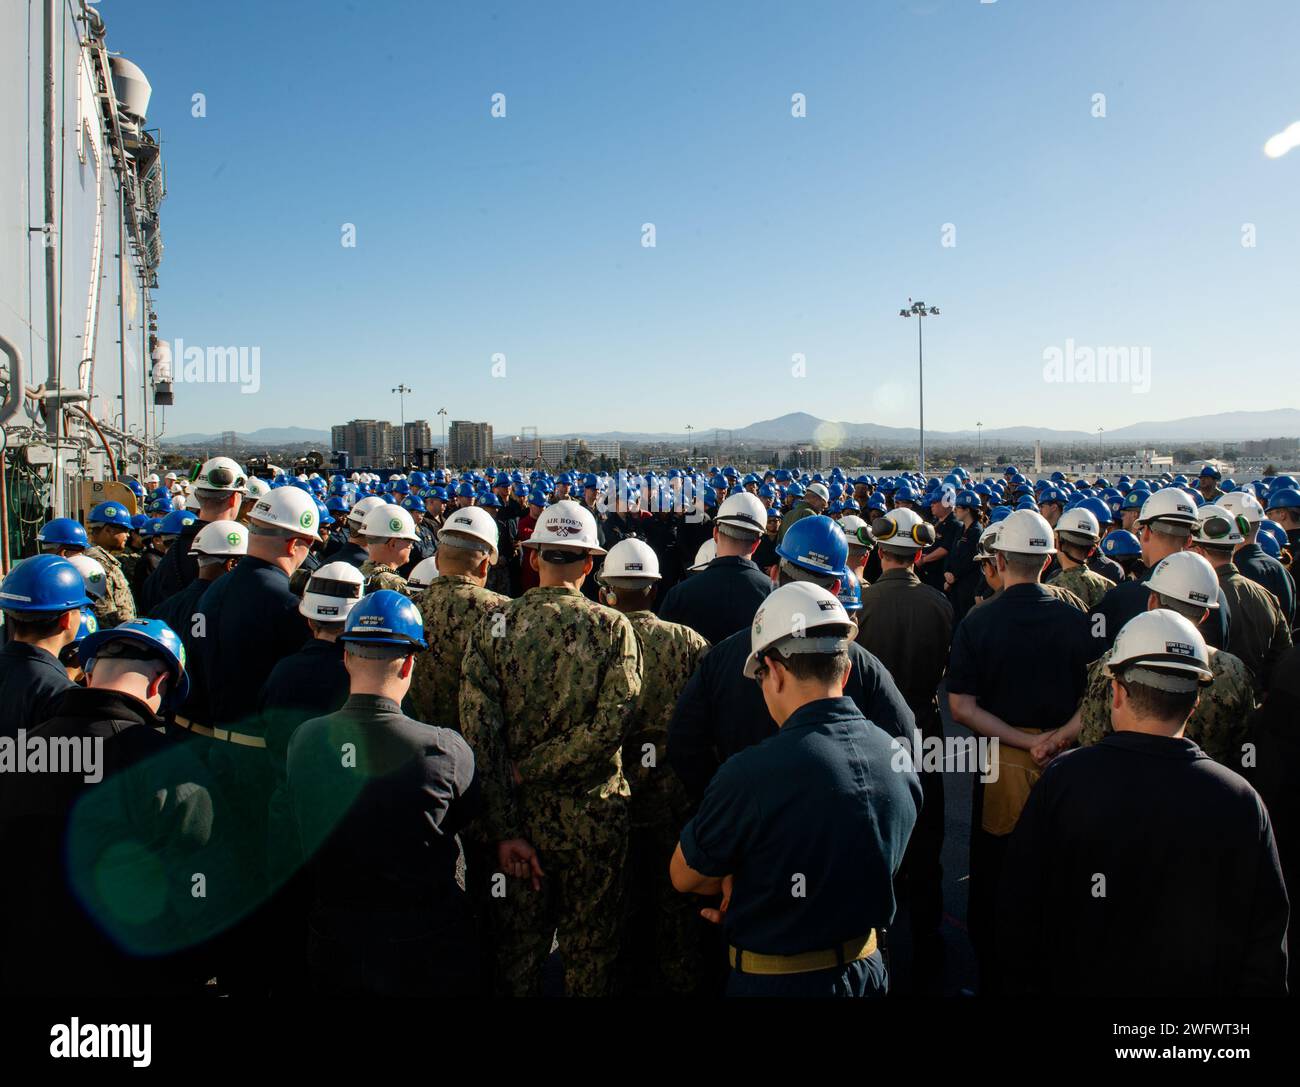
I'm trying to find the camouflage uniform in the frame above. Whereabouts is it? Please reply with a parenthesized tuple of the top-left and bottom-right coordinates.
(617, 610, 709, 996)
(359, 560, 410, 596)
(116, 547, 142, 587)
(1051, 564, 1114, 611)
(1077, 646, 1257, 767)
(1042, 582, 1088, 612)
(409, 574, 508, 732)
(460, 585, 642, 997)
(84, 545, 136, 627)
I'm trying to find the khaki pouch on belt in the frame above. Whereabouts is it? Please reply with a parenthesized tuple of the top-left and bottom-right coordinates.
(980, 727, 1043, 836)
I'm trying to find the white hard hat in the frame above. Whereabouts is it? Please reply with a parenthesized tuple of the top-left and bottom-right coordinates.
(992, 509, 1057, 554)
(715, 492, 768, 537)
(1137, 489, 1198, 528)
(839, 514, 871, 549)
(805, 482, 830, 504)
(244, 477, 270, 500)
(1146, 551, 1219, 610)
(1215, 491, 1264, 525)
(975, 524, 1000, 561)
(144, 473, 160, 485)
(66, 553, 107, 601)
(249, 487, 320, 539)
(872, 507, 935, 552)
(299, 561, 365, 622)
(189, 519, 249, 557)
(743, 581, 854, 679)
(1056, 507, 1100, 542)
(194, 456, 248, 494)
(599, 538, 661, 583)
(690, 538, 717, 571)
(347, 495, 389, 530)
(184, 492, 202, 513)
(520, 499, 605, 554)
(1191, 505, 1245, 548)
(437, 506, 500, 564)
(1105, 609, 1213, 688)
(407, 555, 441, 590)
(362, 504, 420, 542)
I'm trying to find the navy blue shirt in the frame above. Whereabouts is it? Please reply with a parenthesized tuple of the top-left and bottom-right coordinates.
(680, 696, 921, 955)
(657, 555, 771, 645)
(948, 582, 1101, 730)
(668, 627, 916, 804)
(193, 556, 310, 733)
(1092, 572, 1230, 651)
(0, 641, 73, 739)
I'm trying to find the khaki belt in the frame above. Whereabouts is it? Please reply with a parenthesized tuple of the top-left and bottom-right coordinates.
(174, 715, 267, 749)
(729, 931, 877, 976)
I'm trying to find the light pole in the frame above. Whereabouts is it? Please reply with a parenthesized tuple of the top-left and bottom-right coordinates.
(437, 407, 448, 471)
(900, 299, 940, 476)
(685, 424, 694, 464)
(977, 420, 983, 472)
(392, 384, 412, 466)
(1097, 427, 1104, 474)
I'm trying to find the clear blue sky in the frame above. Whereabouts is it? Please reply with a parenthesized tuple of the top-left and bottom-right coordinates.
(104, 0, 1300, 438)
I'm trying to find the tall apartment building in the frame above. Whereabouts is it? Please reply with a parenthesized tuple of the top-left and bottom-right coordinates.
(448, 420, 494, 466)
(331, 419, 394, 463)
(512, 435, 541, 462)
(401, 420, 433, 457)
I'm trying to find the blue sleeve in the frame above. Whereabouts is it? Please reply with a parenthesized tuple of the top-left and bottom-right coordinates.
(854, 651, 917, 744)
(678, 756, 758, 877)
(666, 654, 719, 804)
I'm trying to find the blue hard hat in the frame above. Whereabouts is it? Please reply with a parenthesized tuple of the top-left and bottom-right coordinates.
(894, 484, 917, 503)
(955, 489, 981, 510)
(146, 493, 174, 514)
(1257, 519, 1289, 553)
(72, 606, 99, 644)
(0, 554, 94, 613)
(326, 496, 351, 513)
(1015, 496, 1039, 511)
(479, 493, 502, 508)
(1078, 496, 1115, 526)
(37, 517, 90, 550)
(989, 505, 1012, 523)
(1221, 478, 1237, 493)
(159, 510, 198, 536)
(401, 495, 424, 513)
(79, 618, 190, 707)
(456, 482, 475, 498)
(315, 500, 335, 526)
(88, 500, 132, 526)
(867, 493, 887, 511)
(787, 482, 806, 498)
(1257, 532, 1282, 560)
(837, 570, 862, 613)
(126, 479, 146, 499)
(1266, 487, 1300, 511)
(1101, 530, 1142, 559)
(340, 589, 427, 650)
(775, 515, 849, 580)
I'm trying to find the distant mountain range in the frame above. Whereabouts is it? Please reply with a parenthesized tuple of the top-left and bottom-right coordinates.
(544, 408, 1300, 445)
(162, 409, 1300, 449)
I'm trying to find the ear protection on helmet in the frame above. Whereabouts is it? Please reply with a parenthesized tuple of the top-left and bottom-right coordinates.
(872, 518, 937, 546)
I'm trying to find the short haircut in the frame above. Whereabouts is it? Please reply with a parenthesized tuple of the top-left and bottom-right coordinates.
(1146, 520, 1191, 540)
(197, 554, 231, 570)
(249, 522, 302, 541)
(777, 560, 836, 590)
(435, 544, 486, 574)
(4, 610, 68, 639)
(717, 522, 761, 542)
(772, 647, 850, 685)
(1152, 591, 1205, 624)
(1116, 673, 1198, 724)
(602, 577, 656, 593)
(1000, 551, 1045, 578)
(308, 618, 345, 637)
(345, 642, 410, 663)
